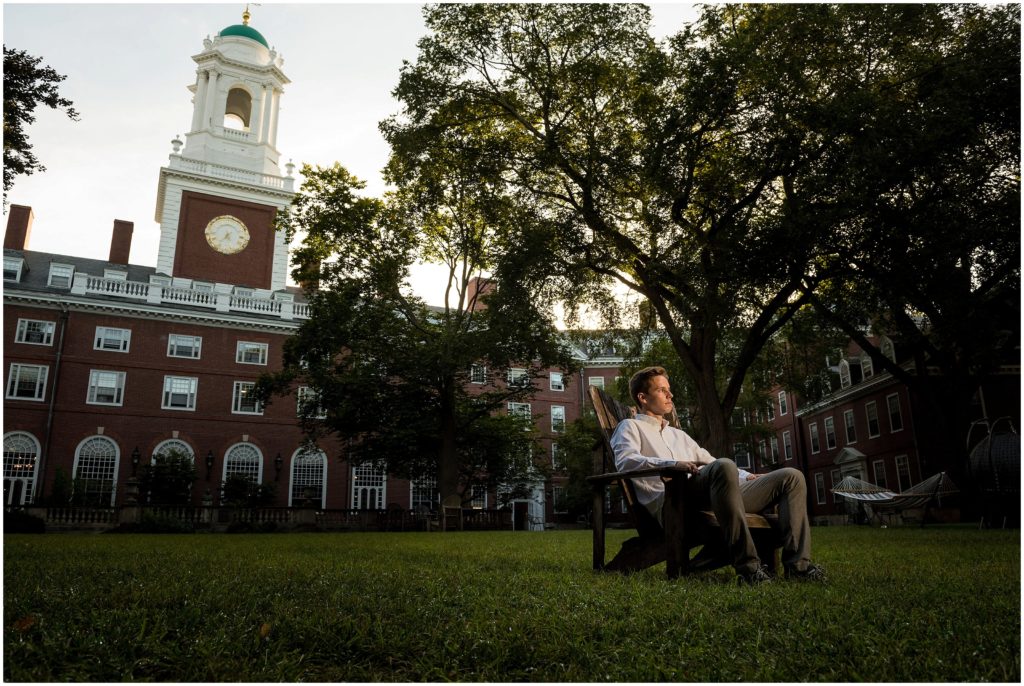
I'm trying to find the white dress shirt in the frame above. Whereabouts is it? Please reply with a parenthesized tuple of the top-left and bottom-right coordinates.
(610, 413, 753, 521)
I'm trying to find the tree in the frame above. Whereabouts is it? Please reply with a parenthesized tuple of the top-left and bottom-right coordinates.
(138, 449, 197, 505)
(384, 3, 1019, 457)
(3, 46, 79, 201)
(258, 163, 576, 501)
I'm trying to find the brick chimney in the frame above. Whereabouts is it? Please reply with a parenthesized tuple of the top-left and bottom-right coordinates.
(108, 219, 134, 264)
(4, 204, 34, 250)
(466, 276, 494, 312)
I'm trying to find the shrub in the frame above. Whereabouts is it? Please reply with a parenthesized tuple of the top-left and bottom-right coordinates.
(3, 510, 44, 533)
(138, 448, 197, 505)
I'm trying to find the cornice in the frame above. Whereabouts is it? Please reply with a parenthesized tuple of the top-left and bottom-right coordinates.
(192, 53, 290, 85)
(158, 166, 295, 203)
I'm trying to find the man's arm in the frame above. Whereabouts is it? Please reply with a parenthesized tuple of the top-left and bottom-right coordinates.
(610, 419, 699, 474)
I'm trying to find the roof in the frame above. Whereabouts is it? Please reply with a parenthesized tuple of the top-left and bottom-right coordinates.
(219, 23, 269, 48)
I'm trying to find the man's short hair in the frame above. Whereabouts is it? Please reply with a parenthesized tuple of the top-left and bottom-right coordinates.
(629, 366, 667, 407)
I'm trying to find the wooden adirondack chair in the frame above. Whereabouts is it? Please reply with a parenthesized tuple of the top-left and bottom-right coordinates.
(586, 385, 781, 578)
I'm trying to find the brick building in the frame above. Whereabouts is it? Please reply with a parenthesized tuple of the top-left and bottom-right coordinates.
(3, 15, 620, 530)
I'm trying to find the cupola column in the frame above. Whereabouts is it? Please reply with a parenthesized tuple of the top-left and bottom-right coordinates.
(191, 71, 208, 133)
(268, 88, 281, 146)
(258, 83, 275, 143)
(249, 84, 266, 143)
(201, 69, 220, 131)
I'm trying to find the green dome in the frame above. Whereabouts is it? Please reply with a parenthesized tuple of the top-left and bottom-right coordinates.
(219, 23, 269, 48)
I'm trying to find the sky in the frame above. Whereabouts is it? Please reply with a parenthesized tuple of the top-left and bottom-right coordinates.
(3, 1, 701, 303)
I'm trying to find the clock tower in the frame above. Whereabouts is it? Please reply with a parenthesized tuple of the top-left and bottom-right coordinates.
(155, 8, 294, 291)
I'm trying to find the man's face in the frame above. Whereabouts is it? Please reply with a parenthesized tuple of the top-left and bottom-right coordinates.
(640, 374, 674, 417)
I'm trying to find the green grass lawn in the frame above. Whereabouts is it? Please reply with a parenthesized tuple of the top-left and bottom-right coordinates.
(3, 525, 1019, 682)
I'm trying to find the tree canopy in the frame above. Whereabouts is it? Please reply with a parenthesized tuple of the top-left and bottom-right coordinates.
(384, 3, 1020, 455)
(258, 164, 577, 502)
(3, 46, 78, 201)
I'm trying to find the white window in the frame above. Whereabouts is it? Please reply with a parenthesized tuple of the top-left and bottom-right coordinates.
(193, 281, 214, 292)
(824, 417, 837, 450)
(766, 401, 775, 422)
(778, 390, 788, 416)
(351, 461, 385, 510)
(152, 439, 194, 463)
(839, 360, 851, 388)
(758, 439, 768, 465)
(73, 436, 118, 507)
(815, 472, 826, 505)
(167, 334, 202, 359)
(830, 469, 842, 488)
(507, 402, 531, 419)
(588, 376, 605, 390)
(223, 443, 262, 483)
(162, 375, 197, 411)
(4, 256, 24, 282)
(6, 364, 48, 401)
(47, 263, 74, 288)
(232, 381, 262, 415)
(895, 455, 912, 491)
(506, 368, 529, 387)
(880, 337, 896, 362)
(809, 423, 820, 454)
(887, 393, 904, 432)
(470, 484, 487, 509)
(865, 401, 880, 438)
(411, 476, 438, 512)
(551, 443, 562, 470)
(15, 319, 55, 346)
(551, 405, 565, 433)
(553, 485, 567, 514)
(782, 431, 793, 461)
(769, 436, 779, 463)
(236, 341, 269, 365)
(549, 371, 564, 391)
(4, 431, 40, 505)
(844, 410, 857, 444)
(86, 370, 126, 406)
(470, 364, 487, 384)
(733, 443, 751, 469)
(94, 326, 131, 353)
(873, 459, 887, 489)
(861, 354, 874, 379)
(290, 449, 327, 508)
(297, 386, 327, 419)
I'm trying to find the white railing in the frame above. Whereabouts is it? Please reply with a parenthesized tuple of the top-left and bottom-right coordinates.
(84, 276, 150, 298)
(162, 284, 218, 306)
(230, 293, 283, 315)
(74, 274, 308, 321)
(169, 155, 291, 191)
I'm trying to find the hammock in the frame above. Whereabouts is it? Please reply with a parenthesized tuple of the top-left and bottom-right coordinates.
(832, 472, 959, 512)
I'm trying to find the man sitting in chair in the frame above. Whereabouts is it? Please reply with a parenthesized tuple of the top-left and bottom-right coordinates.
(610, 366, 826, 585)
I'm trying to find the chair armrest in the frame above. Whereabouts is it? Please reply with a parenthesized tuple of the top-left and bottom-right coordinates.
(586, 465, 690, 486)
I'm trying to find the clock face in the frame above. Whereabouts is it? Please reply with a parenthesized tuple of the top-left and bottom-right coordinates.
(204, 215, 250, 255)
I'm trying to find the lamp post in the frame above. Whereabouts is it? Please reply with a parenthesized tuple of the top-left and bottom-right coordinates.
(131, 447, 141, 477)
(205, 450, 214, 481)
(274, 453, 283, 481)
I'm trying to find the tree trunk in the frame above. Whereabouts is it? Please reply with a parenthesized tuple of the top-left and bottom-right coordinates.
(437, 380, 460, 502)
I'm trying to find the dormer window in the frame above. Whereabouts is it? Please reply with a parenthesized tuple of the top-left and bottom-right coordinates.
(861, 354, 874, 379)
(880, 336, 896, 362)
(224, 88, 252, 130)
(47, 263, 75, 289)
(103, 269, 128, 281)
(839, 359, 852, 389)
(3, 256, 24, 282)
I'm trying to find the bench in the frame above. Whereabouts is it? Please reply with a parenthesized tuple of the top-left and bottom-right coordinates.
(586, 385, 781, 578)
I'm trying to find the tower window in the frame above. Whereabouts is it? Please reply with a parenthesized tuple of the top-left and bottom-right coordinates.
(224, 88, 252, 130)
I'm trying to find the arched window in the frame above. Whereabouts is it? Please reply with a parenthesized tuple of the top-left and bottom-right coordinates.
(861, 354, 874, 379)
(352, 462, 386, 510)
(289, 449, 326, 508)
(4, 431, 40, 506)
(152, 439, 194, 463)
(880, 336, 896, 363)
(73, 436, 119, 507)
(839, 360, 851, 388)
(224, 87, 252, 130)
(223, 443, 262, 483)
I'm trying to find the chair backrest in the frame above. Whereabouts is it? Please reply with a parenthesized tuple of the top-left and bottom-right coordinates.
(589, 385, 668, 538)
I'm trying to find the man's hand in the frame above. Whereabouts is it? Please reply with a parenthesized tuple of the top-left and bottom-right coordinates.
(745, 473, 762, 481)
(674, 460, 701, 475)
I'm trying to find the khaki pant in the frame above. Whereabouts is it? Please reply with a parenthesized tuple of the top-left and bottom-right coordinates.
(685, 458, 812, 575)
